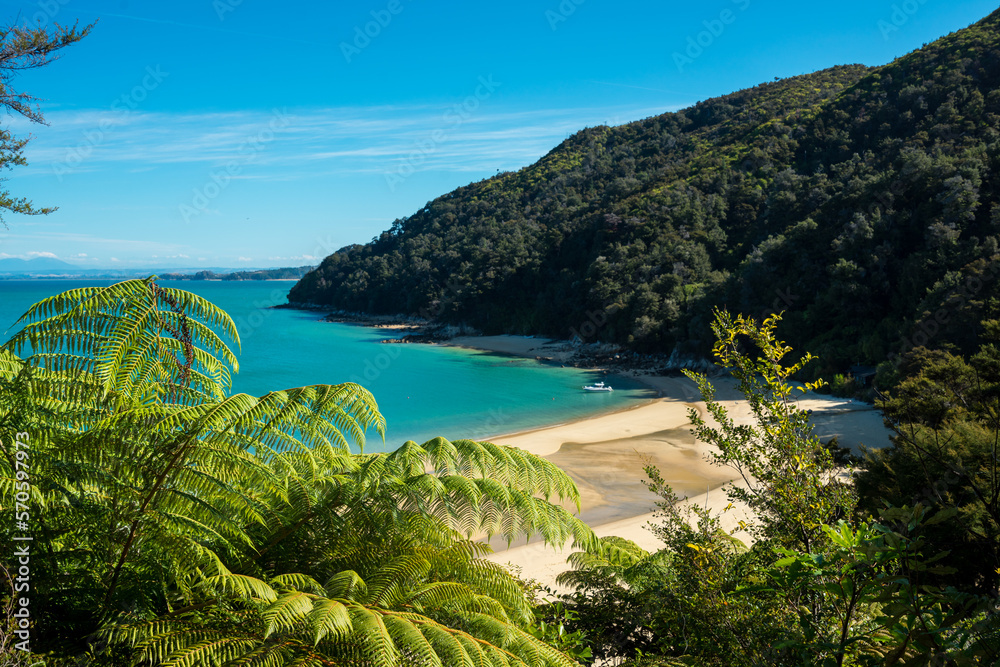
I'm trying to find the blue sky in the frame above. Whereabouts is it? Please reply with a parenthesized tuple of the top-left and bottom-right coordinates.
(0, 0, 996, 269)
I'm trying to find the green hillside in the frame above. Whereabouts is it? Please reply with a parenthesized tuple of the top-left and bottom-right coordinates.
(290, 10, 1000, 375)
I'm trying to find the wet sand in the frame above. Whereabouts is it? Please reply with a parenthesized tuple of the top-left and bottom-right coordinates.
(442, 335, 893, 592)
(448, 335, 576, 361)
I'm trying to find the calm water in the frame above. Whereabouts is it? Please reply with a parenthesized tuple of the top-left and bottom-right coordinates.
(0, 279, 653, 451)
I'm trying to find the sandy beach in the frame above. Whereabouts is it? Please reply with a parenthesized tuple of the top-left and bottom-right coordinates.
(442, 334, 893, 593)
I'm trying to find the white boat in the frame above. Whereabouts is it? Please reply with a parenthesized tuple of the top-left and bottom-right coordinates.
(583, 381, 613, 392)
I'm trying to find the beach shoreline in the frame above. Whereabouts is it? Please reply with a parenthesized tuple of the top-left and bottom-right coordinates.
(277, 307, 894, 590)
(278, 304, 714, 377)
(427, 332, 893, 592)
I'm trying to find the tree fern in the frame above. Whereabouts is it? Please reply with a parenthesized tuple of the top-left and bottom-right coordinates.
(0, 278, 594, 665)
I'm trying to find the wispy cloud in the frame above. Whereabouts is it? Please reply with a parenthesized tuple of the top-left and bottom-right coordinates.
(0, 250, 77, 261)
(267, 255, 318, 262)
(2, 231, 189, 256)
(18, 102, 677, 181)
(2, 99, 681, 266)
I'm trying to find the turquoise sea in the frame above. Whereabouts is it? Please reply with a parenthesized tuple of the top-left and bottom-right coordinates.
(0, 279, 654, 451)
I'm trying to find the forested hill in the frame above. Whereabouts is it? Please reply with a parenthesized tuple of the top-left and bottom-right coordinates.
(290, 9, 1000, 374)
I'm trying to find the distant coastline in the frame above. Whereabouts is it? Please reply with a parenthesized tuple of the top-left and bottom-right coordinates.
(278, 302, 719, 380)
(160, 266, 314, 281)
(0, 265, 315, 281)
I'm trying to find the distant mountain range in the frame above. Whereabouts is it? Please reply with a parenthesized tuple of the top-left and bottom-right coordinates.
(159, 266, 315, 281)
(0, 257, 77, 271)
(0, 260, 314, 280)
(290, 8, 1000, 376)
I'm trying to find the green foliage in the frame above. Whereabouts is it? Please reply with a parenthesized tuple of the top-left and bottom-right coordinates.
(828, 373, 859, 398)
(856, 335, 1000, 594)
(551, 530, 685, 663)
(526, 603, 592, 665)
(555, 312, 996, 666)
(684, 310, 854, 551)
(0, 278, 594, 666)
(557, 466, 786, 666)
(759, 507, 980, 666)
(291, 9, 1000, 373)
(0, 19, 92, 226)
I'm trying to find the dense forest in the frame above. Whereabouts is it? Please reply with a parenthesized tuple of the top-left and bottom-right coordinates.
(290, 9, 1000, 377)
(5, 282, 1000, 665)
(7, 9, 1000, 666)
